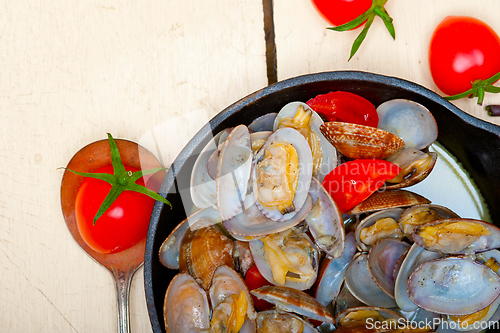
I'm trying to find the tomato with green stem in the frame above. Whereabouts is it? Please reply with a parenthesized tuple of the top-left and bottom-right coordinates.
(311, 0, 372, 28)
(314, 0, 395, 60)
(65, 133, 170, 254)
(75, 165, 156, 253)
(429, 16, 500, 106)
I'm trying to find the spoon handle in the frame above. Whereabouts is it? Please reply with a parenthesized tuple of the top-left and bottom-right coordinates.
(111, 266, 138, 333)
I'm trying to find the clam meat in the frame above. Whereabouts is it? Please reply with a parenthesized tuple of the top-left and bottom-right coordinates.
(249, 227, 319, 290)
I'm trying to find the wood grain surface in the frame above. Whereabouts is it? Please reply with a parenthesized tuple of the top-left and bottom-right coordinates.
(274, 0, 500, 125)
(1, 0, 499, 332)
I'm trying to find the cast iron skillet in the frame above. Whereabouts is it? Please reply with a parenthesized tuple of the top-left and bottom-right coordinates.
(144, 71, 500, 332)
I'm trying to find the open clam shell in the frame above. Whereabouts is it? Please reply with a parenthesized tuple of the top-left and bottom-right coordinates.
(274, 101, 337, 182)
(320, 121, 405, 160)
(385, 148, 438, 190)
(250, 131, 273, 153)
(399, 204, 460, 238)
(314, 232, 357, 307)
(477, 249, 500, 274)
(355, 208, 405, 252)
(251, 285, 335, 324)
(411, 218, 500, 254)
(344, 253, 398, 308)
(255, 310, 319, 333)
(159, 218, 190, 270)
(377, 99, 438, 150)
(407, 257, 500, 315)
(393, 243, 442, 312)
(252, 127, 313, 222)
(216, 124, 253, 221)
(306, 177, 345, 258)
(248, 112, 278, 132)
(222, 193, 313, 239)
(249, 227, 319, 290)
(159, 207, 222, 270)
(190, 130, 225, 209)
(334, 283, 367, 318)
(178, 224, 235, 290)
(208, 131, 272, 180)
(209, 265, 256, 321)
(445, 295, 500, 332)
(163, 273, 211, 333)
(367, 238, 411, 298)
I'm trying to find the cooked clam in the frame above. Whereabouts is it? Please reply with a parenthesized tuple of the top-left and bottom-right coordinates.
(274, 102, 337, 182)
(477, 249, 500, 274)
(251, 285, 335, 324)
(217, 124, 253, 221)
(334, 306, 404, 331)
(249, 227, 319, 290)
(305, 177, 345, 258)
(385, 148, 438, 189)
(209, 265, 257, 332)
(159, 217, 190, 270)
(314, 232, 357, 307)
(355, 208, 405, 251)
(445, 295, 500, 332)
(411, 218, 500, 254)
(179, 224, 235, 290)
(367, 238, 411, 298)
(320, 121, 405, 160)
(160, 207, 222, 270)
(249, 112, 278, 132)
(255, 311, 318, 333)
(399, 204, 459, 238)
(252, 128, 313, 222)
(190, 130, 225, 209)
(344, 253, 398, 308)
(250, 131, 273, 153)
(222, 193, 313, 239)
(347, 189, 431, 216)
(394, 243, 441, 312)
(234, 240, 256, 277)
(163, 273, 211, 333)
(407, 257, 500, 315)
(334, 283, 366, 317)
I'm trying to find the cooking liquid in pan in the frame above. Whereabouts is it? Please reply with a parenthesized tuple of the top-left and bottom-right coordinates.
(410, 142, 490, 222)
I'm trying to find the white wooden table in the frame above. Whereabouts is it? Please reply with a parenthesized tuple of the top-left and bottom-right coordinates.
(1, 0, 499, 331)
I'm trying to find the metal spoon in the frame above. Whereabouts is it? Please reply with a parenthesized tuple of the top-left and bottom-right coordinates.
(60, 138, 164, 332)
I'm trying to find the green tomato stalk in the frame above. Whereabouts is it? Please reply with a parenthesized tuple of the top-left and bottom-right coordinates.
(328, 0, 395, 61)
(62, 133, 171, 225)
(444, 71, 500, 106)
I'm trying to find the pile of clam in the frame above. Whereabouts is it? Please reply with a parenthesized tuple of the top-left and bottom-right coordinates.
(159, 97, 500, 333)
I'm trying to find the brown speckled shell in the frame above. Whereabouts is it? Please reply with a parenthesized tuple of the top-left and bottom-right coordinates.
(320, 122, 405, 160)
(251, 285, 335, 324)
(179, 225, 235, 290)
(346, 190, 431, 216)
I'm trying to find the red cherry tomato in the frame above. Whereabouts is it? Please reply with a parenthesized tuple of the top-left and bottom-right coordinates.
(429, 16, 500, 96)
(75, 165, 157, 254)
(311, 0, 372, 28)
(244, 266, 273, 311)
(322, 159, 401, 214)
(307, 91, 379, 127)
